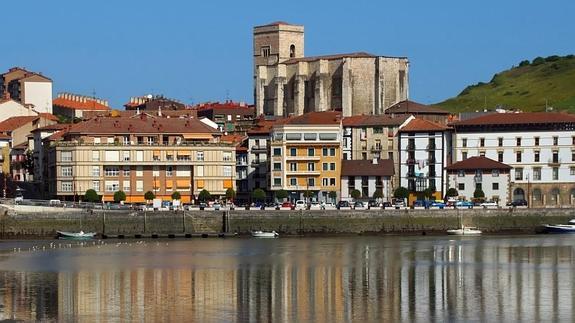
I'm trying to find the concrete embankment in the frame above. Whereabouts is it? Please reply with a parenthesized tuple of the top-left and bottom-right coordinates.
(1, 205, 574, 238)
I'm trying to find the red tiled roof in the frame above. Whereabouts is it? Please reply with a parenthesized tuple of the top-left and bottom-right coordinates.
(341, 159, 394, 177)
(220, 134, 247, 144)
(0, 116, 40, 132)
(66, 115, 218, 135)
(45, 129, 67, 142)
(31, 123, 69, 133)
(283, 111, 341, 125)
(450, 112, 575, 127)
(445, 156, 511, 171)
(385, 100, 450, 115)
(342, 114, 410, 127)
(37, 113, 59, 122)
(400, 118, 448, 132)
(53, 97, 110, 111)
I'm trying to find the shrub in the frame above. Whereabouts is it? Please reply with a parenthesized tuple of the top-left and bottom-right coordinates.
(198, 189, 211, 202)
(329, 191, 337, 199)
(473, 188, 485, 199)
(373, 189, 383, 199)
(225, 188, 236, 200)
(446, 188, 459, 197)
(423, 188, 435, 200)
(144, 191, 155, 201)
(84, 189, 100, 203)
(171, 191, 181, 200)
(274, 189, 288, 200)
(394, 187, 409, 199)
(532, 57, 545, 66)
(252, 188, 266, 202)
(518, 60, 530, 67)
(350, 189, 361, 200)
(545, 55, 560, 62)
(113, 190, 126, 203)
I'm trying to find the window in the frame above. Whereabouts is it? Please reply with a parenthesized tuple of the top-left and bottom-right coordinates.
(304, 133, 317, 141)
(196, 151, 204, 161)
(94, 137, 101, 144)
(498, 138, 503, 147)
(61, 151, 72, 162)
(92, 166, 100, 177)
(136, 150, 143, 162)
(516, 151, 522, 162)
(323, 163, 328, 171)
(123, 151, 130, 161)
(153, 166, 159, 177)
(498, 151, 504, 162)
(571, 167, 575, 176)
(261, 46, 271, 57)
(273, 148, 281, 156)
(462, 152, 468, 160)
(123, 167, 130, 176)
(107, 137, 114, 144)
(492, 170, 499, 177)
(290, 178, 297, 186)
(480, 138, 485, 147)
(330, 163, 336, 171)
(572, 150, 575, 162)
(322, 178, 329, 186)
(553, 167, 559, 180)
(136, 180, 143, 192)
(289, 163, 297, 171)
(322, 148, 328, 156)
(166, 166, 173, 177)
(104, 166, 119, 177)
(196, 165, 204, 177)
(136, 166, 143, 177)
(492, 183, 499, 190)
(289, 44, 295, 57)
(273, 162, 281, 171)
(273, 178, 281, 186)
(330, 178, 336, 186)
(223, 166, 232, 177)
(61, 166, 72, 177)
(92, 180, 100, 192)
(462, 138, 467, 147)
(61, 181, 73, 192)
(479, 151, 485, 157)
(308, 178, 315, 186)
(330, 148, 336, 156)
(553, 136, 558, 146)
(534, 137, 540, 146)
(374, 127, 383, 134)
(123, 180, 130, 192)
(458, 183, 465, 191)
(290, 148, 297, 156)
(515, 168, 523, 180)
(533, 167, 541, 180)
(223, 152, 232, 162)
(458, 170, 465, 177)
(552, 151, 559, 163)
(307, 163, 315, 171)
(105, 181, 119, 192)
(362, 152, 367, 160)
(123, 136, 130, 145)
(92, 151, 99, 161)
(308, 148, 315, 156)
(534, 151, 540, 162)
(516, 137, 521, 147)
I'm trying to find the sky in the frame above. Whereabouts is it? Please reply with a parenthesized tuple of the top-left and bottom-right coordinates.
(1, 0, 574, 109)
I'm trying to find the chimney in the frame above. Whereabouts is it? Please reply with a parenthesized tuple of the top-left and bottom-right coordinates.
(372, 158, 378, 165)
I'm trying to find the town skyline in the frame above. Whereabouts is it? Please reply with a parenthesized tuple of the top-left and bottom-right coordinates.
(2, 0, 574, 109)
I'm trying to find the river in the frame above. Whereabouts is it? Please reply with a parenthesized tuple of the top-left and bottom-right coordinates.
(0, 235, 573, 322)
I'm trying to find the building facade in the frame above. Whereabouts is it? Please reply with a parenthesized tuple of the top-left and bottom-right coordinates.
(269, 111, 341, 202)
(1, 67, 53, 114)
(195, 101, 255, 134)
(451, 112, 575, 207)
(341, 159, 394, 202)
(253, 22, 409, 117)
(45, 114, 236, 202)
(445, 156, 512, 205)
(52, 93, 111, 119)
(398, 118, 451, 204)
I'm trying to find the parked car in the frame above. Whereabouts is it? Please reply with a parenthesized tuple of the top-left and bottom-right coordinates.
(309, 201, 322, 210)
(455, 200, 474, 209)
(281, 201, 294, 208)
(480, 201, 498, 208)
(354, 201, 366, 209)
(337, 200, 351, 209)
(412, 200, 432, 208)
(392, 198, 406, 208)
(430, 201, 446, 209)
(368, 200, 380, 208)
(295, 200, 306, 210)
(213, 202, 222, 210)
(507, 199, 527, 207)
(382, 201, 392, 208)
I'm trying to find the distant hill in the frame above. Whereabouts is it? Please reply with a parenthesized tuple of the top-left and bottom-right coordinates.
(436, 55, 575, 113)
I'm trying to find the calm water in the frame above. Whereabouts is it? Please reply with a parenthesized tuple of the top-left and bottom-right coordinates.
(0, 235, 574, 322)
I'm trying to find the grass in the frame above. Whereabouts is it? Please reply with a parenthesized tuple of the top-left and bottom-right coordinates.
(436, 55, 575, 113)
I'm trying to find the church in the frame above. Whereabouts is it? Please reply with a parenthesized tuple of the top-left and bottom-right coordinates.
(253, 22, 409, 117)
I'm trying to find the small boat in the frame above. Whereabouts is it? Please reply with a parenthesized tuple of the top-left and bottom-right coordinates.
(542, 219, 575, 234)
(447, 226, 482, 236)
(251, 230, 279, 238)
(57, 230, 97, 240)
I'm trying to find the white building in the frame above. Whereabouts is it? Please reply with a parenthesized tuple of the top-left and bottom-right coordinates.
(0, 98, 38, 123)
(398, 118, 451, 204)
(451, 112, 575, 206)
(341, 159, 394, 201)
(1, 67, 53, 114)
(445, 156, 512, 205)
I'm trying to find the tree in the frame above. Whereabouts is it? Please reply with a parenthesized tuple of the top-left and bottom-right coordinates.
(171, 191, 181, 200)
(84, 189, 100, 203)
(532, 56, 545, 66)
(518, 60, 530, 67)
(225, 188, 236, 200)
(373, 189, 383, 199)
(446, 188, 459, 197)
(423, 187, 435, 200)
(252, 188, 266, 202)
(198, 189, 211, 202)
(473, 188, 485, 199)
(328, 191, 337, 200)
(144, 191, 155, 201)
(394, 187, 409, 199)
(274, 189, 288, 200)
(113, 190, 126, 203)
(303, 190, 315, 198)
(351, 189, 361, 200)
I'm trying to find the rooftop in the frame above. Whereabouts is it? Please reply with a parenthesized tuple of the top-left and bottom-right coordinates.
(53, 93, 110, 111)
(400, 118, 449, 132)
(341, 159, 395, 177)
(283, 111, 341, 125)
(450, 112, 575, 127)
(385, 100, 450, 115)
(445, 156, 512, 171)
(0, 116, 42, 132)
(342, 114, 410, 127)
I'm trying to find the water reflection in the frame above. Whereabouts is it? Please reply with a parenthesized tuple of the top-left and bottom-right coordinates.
(0, 236, 574, 322)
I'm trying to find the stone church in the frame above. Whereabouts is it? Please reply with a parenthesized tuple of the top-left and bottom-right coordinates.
(253, 22, 409, 117)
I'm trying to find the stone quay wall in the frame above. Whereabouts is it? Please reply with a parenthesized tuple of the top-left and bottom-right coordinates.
(0, 206, 574, 238)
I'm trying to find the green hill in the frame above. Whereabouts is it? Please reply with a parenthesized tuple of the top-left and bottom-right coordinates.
(437, 55, 575, 113)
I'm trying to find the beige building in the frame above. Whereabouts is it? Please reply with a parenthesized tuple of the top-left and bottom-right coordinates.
(254, 22, 409, 117)
(45, 114, 236, 202)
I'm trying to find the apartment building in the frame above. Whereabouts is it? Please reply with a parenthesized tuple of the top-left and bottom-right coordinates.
(451, 112, 575, 206)
(52, 93, 111, 119)
(195, 101, 255, 133)
(341, 159, 394, 201)
(45, 113, 235, 202)
(0, 67, 53, 114)
(269, 111, 341, 202)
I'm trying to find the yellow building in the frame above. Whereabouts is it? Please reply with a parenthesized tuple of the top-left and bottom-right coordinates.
(269, 111, 341, 202)
(45, 114, 235, 203)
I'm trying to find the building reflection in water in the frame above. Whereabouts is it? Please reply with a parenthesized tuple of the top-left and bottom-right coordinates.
(0, 237, 574, 322)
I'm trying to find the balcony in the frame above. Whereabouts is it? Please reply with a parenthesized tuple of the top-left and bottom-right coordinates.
(251, 145, 267, 152)
(371, 145, 382, 152)
(548, 158, 561, 166)
(285, 170, 321, 176)
(285, 155, 320, 161)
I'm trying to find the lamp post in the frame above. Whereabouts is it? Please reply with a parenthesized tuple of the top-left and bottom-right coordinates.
(526, 172, 530, 208)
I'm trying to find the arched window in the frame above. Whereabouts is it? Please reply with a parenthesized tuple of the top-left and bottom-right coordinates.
(532, 188, 542, 206)
(570, 188, 575, 205)
(290, 44, 295, 58)
(550, 188, 560, 205)
(513, 188, 525, 201)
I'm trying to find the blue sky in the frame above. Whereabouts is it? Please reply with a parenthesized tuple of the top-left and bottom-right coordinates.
(2, 0, 574, 109)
